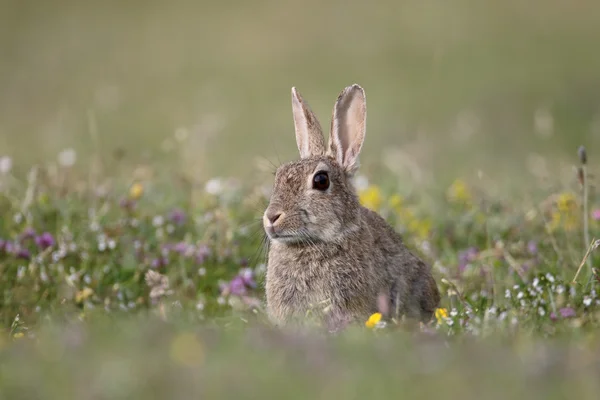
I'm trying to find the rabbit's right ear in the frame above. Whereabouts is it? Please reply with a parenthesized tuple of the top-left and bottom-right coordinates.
(291, 87, 326, 158)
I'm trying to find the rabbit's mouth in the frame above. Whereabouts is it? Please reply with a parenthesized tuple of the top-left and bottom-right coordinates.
(265, 227, 318, 245)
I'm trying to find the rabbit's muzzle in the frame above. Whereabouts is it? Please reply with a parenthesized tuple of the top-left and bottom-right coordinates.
(263, 209, 286, 239)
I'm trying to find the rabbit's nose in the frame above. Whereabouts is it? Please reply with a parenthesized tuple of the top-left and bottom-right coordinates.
(266, 210, 283, 225)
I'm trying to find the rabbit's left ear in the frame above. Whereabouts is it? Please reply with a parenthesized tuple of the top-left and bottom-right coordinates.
(328, 84, 366, 175)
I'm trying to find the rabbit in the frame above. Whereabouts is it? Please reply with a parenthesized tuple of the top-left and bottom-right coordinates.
(263, 84, 440, 328)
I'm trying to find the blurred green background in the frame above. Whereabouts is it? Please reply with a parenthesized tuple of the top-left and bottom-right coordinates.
(2, 0, 600, 186)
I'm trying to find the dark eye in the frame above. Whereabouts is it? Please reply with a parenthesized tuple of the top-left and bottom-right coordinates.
(312, 171, 330, 191)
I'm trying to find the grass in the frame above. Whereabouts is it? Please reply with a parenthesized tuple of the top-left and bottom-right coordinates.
(1, 141, 600, 398)
(3, 1, 600, 398)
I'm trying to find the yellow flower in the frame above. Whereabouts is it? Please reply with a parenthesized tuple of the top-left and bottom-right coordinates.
(408, 218, 432, 240)
(169, 332, 204, 367)
(389, 194, 404, 213)
(446, 179, 472, 205)
(548, 192, 580, 232)
(359, 185, 382, 211)
(13, 332, 25, 339)
(75, 287, 94, 304)
(435, 308, 448, 324)
(556, 192, 577, 213)
(129, 183, 144, 200)
(365, 312, 382, 328)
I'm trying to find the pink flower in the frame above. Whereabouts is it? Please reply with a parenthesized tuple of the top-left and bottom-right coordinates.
(592, 209, 600, 221)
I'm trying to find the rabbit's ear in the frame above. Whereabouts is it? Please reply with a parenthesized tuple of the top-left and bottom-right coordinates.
(328, 84, 366, 175)
(291, 87, 326, 158)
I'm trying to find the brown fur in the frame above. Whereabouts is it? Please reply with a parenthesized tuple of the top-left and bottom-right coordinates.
(263, 85, 440, 327)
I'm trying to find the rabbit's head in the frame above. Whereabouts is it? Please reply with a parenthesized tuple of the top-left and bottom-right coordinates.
(263, 84, 367, 244)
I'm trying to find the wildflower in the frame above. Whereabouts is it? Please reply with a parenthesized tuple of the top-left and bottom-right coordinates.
(365, 312, 383, 328)
(240, 268, 256, 288)
(527, 240, 538, 255)
(150, 257, 167, 269)
(408, 217, 432, 240)
(205, 178, 223, 196)
(19, 227, 36, 242)
(458, 247, 478, 272)
(57, 148, 77, 167)
(129, 183, 144, 200)
(359, 185, 382, 211)
(16, 249, 31, 260)
(227, 276, 247, 296)
(388, 194, 404, 213)
(560, 307, 576, 318)
(119, 198, 136, 211)
(592, 209, 600, 221)
(145, 270, 172, 302)
(435, 308, 448, 324)
(353, 175, 369, 191)
(169, 332, 204, 367)
(35, 232, 55, 250)
(75, 287, 94, 303)
(13, 332, 25, 340)
(195, 244, 211, 264)
(446, 179, 472, 205)
(557, 192, 577, 213)
(0, 156, 12, 174)
(169, 208, 187, 225)
(171, 242, 191, 256)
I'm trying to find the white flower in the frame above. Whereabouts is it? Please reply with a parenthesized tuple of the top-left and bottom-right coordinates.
(58, 148, 77, 167)
(545, 273, 555, 283)
(0, 156, 12, 174)
(205, 178, 224, 195)
(353, 175, 369, 191)
(538, 307, 545, 316)
(583, 296, 592, 307)
(517, 291, 524, 299)
(152, 215, 164, 227)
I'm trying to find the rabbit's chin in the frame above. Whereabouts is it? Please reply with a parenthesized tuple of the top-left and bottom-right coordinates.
(266, 231, 323, 245)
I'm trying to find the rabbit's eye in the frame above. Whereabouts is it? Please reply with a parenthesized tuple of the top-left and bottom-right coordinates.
(312, 171, 330, 191)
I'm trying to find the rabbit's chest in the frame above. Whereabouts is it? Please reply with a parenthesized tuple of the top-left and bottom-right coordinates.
(266, 246, 374, 320)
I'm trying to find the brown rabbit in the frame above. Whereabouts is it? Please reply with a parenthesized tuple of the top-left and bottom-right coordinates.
(263, 84, 440, 328)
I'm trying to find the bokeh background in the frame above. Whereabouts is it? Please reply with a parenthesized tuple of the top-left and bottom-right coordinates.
(2, 0, 600, 188)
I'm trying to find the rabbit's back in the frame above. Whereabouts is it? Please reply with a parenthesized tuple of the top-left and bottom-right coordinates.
(360, 206, 440, 320)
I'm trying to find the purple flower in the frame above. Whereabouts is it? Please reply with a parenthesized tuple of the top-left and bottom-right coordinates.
(240, 268, 256, 288)
(228, 276, 247, 296)
(592, 209, 600, 221)
(550, 307, 577, 320)
(458, 247, 479, 272)
(20, 228, 36, 242)
(195, 244, 211, 264)
(527, 240, 538, 256)
(4, 241, 15, 254)
(559, 307, 576, 318)
(150, 256, 168, 269)
(169, 209, 186, 225)
(173, 242, 190, 255)
(35, 232, 55, 250)
(16, 249, 31, 260)
(119, 198, 136, 211)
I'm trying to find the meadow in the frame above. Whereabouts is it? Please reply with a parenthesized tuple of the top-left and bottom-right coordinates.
(2, 1, 600, 399)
